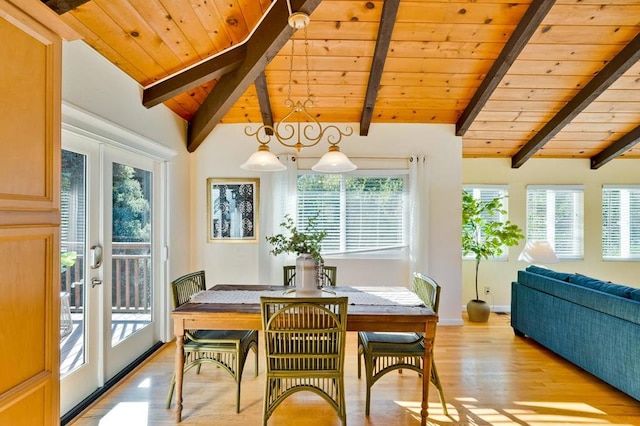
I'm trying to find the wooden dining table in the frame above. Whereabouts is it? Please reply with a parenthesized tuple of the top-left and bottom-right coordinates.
(171, 284, 438, 425)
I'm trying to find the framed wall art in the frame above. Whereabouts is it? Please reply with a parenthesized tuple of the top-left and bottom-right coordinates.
(207, 178, 259, 242)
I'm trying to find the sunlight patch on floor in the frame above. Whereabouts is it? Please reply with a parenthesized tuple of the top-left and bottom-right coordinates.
(394, 397, 622, 425)
(394, 400, 456, 422)
(504, 411, 610, 424)
(137, 378, 151, 388)
(514, 401, 607, 415)
(98, 402, 149, 426)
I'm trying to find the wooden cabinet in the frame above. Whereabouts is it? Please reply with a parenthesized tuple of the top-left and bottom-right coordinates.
(0, 1, 78, 423)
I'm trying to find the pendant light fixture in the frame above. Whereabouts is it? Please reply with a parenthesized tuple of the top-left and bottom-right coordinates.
(241, 9, 356, 173)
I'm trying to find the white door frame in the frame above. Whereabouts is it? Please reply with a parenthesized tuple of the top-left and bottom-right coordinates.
(60, 105, 174, 416)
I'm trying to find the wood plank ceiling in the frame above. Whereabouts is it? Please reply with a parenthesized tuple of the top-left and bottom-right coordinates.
(50, 0, 640, 168)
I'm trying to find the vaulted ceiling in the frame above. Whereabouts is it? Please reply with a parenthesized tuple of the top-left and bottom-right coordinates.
(47, 0, 640, 168)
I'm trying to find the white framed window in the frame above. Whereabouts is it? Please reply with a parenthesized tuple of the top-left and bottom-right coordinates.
(463, 185, 510, 260)
(602, 185, 640, 260)
(296, 171, 408, 257)
(526, 185, 584, 259)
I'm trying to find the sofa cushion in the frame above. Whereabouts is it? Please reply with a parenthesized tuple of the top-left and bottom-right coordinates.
(516, 271, 640, 325)
(629, 288, 640, 302)
(568, 274, 635, 299)
(525, 265, 572, 282)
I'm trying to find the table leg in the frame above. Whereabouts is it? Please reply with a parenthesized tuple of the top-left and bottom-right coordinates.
(174, 331, 185, 422)
(421, 329, 434, 425)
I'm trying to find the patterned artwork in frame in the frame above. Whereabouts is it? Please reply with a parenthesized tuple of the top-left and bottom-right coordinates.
(207, 178, 259, 242)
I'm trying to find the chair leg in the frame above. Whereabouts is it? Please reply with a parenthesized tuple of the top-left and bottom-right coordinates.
(430, 360, 448, 416)
(364, 354, 373, 416)
(254, 345, 259, 376)
(166, 373, 176, 409)
(236, 381, 241, 414)
(357, 334, 363, 379)
(263, 378, 272, 426)
(365, 378, 372, 416)
(338, 377, 347, 426)
(234, 349, 241, 413)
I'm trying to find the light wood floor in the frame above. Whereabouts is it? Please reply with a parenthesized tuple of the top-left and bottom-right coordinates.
(69, 313, 640, 425)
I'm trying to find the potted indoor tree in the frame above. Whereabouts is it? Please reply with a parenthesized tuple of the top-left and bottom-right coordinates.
(266, 214, 327, 293)
(462, 191, 524, 322)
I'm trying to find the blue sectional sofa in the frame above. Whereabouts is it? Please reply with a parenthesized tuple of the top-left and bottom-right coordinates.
(511, 265, 640, 401)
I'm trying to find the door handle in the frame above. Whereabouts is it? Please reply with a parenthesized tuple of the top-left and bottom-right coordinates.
(91, 277, 103, 288)
(90, 244, 103, 269)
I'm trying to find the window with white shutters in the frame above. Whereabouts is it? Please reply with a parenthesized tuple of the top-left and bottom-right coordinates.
(297, 172, 407, 256)
(602, 186, 640, 260)
(526, 185, 584, 259)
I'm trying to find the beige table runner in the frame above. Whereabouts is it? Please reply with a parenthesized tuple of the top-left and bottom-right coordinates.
(190, 287, 424, 306)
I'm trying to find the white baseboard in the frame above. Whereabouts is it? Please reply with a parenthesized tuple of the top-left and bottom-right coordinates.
(438, 318, 464, 326)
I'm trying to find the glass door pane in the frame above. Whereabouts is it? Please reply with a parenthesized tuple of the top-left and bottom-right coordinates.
(60, 149, 87, 376)
(110, 162, 153, 347)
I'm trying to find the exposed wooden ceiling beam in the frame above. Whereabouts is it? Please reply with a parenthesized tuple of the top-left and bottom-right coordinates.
(456, 0, 556, 137)
(254, 71, 274, 136)
(142, 45, 246, 109)
(187, 0, 323, 153)
(41, 0, 90, 14)
(512, 32, 640, 168)
(360, 0, 399, 137)
(591, 125, 640, 169)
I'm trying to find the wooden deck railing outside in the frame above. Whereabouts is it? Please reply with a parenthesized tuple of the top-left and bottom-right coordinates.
(61, 242, 151, 314)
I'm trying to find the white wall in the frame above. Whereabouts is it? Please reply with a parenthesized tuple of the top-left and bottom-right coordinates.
(61, 40, 191, 333)
(191, 123, 463, 325)
(463, 158, 640, 311)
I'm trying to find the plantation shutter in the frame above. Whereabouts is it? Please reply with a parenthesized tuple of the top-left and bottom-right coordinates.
(297, 175, 341, 252)
(345, 177, 405, 251)
(297, 173, 407, 255)
(602, 186, 640, 260)
(526, 185, 584, 259)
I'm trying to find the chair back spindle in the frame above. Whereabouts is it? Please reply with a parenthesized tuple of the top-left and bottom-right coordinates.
(260, 297, 348, 425)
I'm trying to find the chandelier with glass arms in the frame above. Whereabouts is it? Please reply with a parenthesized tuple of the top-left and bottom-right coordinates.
(241, 10, 357, 173)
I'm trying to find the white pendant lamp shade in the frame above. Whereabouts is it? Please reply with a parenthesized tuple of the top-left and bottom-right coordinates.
(240, 145, 286, 171)
(311, 146, 357, 173)
(518, 240, 559, 264)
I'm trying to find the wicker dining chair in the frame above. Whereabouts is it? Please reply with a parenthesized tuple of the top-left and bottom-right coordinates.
(166, 270, 259, 413)
(260, 296, 348, 426)
(357, 272, 448, 416)
(283, 265, 337, 286)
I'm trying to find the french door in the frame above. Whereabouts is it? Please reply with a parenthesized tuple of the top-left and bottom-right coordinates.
(60, 132, 164, 415)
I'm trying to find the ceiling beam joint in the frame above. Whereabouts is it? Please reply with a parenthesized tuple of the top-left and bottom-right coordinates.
(142, 45, 246, 109)
(512, 31, 640, 168)
(591, 125, 640, 169)
(41, 0, 90, 14)
(187, 0, 323, 153)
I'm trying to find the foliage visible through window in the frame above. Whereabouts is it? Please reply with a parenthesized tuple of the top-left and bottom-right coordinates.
(526, 186, 584, 259)
(602, 186, 640, 260)
(112, 164, 151, 242)
(462, 186, 509, 259)
(296, 173, 407, 255)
